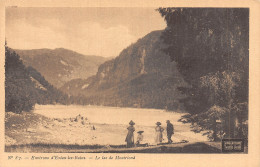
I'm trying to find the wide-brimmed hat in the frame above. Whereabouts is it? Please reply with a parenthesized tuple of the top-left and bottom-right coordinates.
(156, 122, 161, 125)
(137, 131, 144, 134)
(166, 120, 171, 123)
(129, 120, 135, 125)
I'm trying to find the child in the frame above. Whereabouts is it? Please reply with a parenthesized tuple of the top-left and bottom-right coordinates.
(136, 131, 144, 145)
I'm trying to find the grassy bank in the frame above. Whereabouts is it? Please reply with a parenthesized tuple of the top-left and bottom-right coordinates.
(5, 142, 224, 153)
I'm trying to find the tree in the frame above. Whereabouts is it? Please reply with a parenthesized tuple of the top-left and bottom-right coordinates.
(158, 8, 249, 140)
(5, 44, 37, 113)
(5, 43, 80, 113)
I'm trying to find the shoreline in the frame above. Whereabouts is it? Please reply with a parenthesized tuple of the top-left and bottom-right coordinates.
(5, 141, 227, 153)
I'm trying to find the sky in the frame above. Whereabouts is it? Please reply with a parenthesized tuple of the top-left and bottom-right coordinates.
(6, 7, 166, 57)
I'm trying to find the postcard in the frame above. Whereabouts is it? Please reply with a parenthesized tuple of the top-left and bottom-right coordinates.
(0, 0, 259, 167)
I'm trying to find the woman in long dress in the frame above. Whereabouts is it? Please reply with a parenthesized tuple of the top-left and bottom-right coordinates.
(125, 120, 135, 148)
(155, 122, 164, 144)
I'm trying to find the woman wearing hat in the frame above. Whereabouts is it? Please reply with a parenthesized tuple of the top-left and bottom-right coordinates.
(125, 120, 135, 148)
(155, 122, 164, 144)
(136, 131, 144, 146)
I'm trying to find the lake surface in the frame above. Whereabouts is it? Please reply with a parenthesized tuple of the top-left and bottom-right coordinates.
(34, 104, 185, 127)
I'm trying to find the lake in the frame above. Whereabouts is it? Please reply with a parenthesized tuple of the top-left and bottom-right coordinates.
(32, 104, 208, 145)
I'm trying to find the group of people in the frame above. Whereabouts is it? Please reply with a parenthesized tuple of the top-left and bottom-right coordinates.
(125, 120, 174, 148)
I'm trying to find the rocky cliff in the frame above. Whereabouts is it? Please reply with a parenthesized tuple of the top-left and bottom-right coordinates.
(62, 30, 187, 110)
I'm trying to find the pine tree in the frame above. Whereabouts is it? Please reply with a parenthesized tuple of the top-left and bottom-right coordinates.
(158, 8, 249, 140)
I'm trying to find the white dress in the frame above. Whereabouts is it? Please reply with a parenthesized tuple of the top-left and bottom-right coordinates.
(155, 126, 164, 144)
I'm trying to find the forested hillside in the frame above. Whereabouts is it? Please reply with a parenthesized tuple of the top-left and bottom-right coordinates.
(63, 31, 187, 110)
(5, 45, 87, 113)
(59, 76, 96, 97)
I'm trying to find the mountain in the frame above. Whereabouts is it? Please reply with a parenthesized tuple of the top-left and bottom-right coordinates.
(60, 30, 188, 110)
(5, 47, 72, 113)
(14, 48, 108, 88)
(59, 76, 95, 97)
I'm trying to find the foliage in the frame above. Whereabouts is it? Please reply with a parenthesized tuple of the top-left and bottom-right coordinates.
(5, 45, 37, 113)
(5, 44, 89, 113)
(158, 8, 249, 140)
(158, 8, 248, 80)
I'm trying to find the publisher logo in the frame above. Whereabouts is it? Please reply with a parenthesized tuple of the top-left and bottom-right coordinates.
(222, 139, 244, 153)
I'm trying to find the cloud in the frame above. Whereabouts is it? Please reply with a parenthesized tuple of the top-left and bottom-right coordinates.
(70, 22, 138, 56)
(6, 18, 66, 49)
(6, 19, 138, 57)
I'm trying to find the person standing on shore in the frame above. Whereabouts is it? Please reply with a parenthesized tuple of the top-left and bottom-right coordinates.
(155, 122, 164, 144)
(125, 120, 135, 148)
(166, 120, 174, 144)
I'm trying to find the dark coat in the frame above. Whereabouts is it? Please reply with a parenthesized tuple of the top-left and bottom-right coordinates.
(166, 123, 174, 135)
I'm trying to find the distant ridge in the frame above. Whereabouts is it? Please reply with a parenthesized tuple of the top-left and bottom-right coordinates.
(14, 48, 109, 88)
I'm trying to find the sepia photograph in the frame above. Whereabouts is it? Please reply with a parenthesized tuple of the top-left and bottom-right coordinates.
(3, 6, 250, 154)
